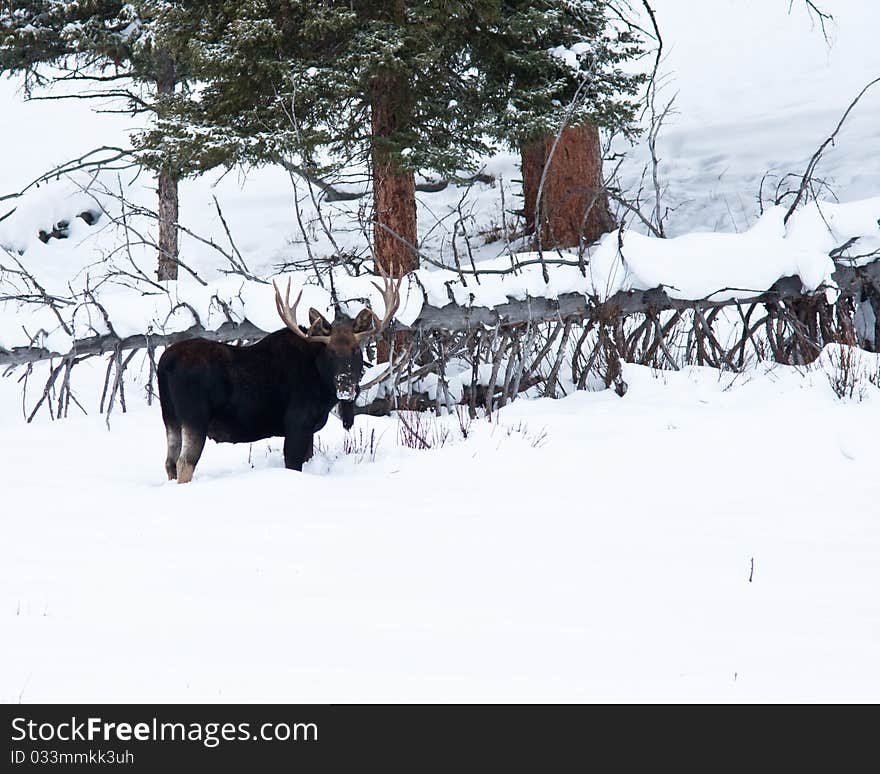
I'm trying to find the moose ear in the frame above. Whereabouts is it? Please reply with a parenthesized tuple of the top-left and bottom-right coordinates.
(308, 308, 332, 337)
(352, 308, 375, 335)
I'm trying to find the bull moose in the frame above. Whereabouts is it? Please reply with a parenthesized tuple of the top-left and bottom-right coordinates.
(157, 267, 401, 483)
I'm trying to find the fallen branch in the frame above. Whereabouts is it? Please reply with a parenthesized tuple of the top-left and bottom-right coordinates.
(783, 76, 880, 224)
(0, 145, 134, 214)
(4, 257, 878, 367)
(278, 159, 495, 202)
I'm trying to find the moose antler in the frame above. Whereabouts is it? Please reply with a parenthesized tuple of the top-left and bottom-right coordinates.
(273, 279, 332, 343)
(354, 260, 403, 342)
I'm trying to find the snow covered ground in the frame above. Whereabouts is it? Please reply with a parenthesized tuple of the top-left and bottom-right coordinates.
(617, 0, 880, 235)
(2, 1, 880, 703)
(2, 353, 879, 703)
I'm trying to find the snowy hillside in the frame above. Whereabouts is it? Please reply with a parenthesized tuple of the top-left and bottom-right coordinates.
(619, 0, 880, 234)
(2, 0, 880, 704)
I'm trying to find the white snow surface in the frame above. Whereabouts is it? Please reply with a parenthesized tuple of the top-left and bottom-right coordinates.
(2, 354, 880, 703)
(617, 0, 880, 235)
(1, 1, 880, 703)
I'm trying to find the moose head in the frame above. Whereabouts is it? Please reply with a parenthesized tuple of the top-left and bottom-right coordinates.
(272, 263, 402, 402)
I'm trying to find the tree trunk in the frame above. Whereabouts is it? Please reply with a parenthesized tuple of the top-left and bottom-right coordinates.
(521, 122, 616, 250)
(156, 169, 179, 281)
(370, 74, 418, 278)
(862, 283, 880, 352)
(370, 49, 417, 364)
(155, 49, 179, 281)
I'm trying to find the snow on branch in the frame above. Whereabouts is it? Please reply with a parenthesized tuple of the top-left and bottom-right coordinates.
(2, 189, 879, 425)
(2, 248, 878, 368)
(0, 146, 135, 224)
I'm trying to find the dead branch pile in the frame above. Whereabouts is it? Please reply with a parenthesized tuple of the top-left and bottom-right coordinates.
(3, 253, 879, 423)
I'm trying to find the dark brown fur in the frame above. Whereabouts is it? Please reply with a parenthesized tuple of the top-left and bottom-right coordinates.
(157, 308, 373, 482)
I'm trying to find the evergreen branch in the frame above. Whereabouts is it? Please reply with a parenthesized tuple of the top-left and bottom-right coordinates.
(25, 90, 154, 112)
(53, 70, 135, 83)
(278, 159, 366, 202)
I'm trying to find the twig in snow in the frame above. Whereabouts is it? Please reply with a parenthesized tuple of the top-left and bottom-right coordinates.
(783, 77, 880, 225)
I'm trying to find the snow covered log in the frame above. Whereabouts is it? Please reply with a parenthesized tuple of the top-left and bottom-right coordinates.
(0, 321, 266, 367)
(416, 258, 880, 330)
(3, 256, 878, 368)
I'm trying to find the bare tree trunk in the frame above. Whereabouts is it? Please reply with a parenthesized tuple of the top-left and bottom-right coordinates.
(521, 122, 615, 249)
(156, 169, 179, 281)
(370, 73, 418, 277)
(863, 283, 880, 352)
(155, 49, 179, 282)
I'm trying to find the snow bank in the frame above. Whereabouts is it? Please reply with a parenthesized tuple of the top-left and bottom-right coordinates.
(2, 194, 879, 354)
(2, 357, 880, 701)
(586, 203, 865, 302)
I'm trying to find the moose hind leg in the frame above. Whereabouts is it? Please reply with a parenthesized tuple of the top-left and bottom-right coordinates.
(164, 425, 182, 480)
(176, 426, 206, 484)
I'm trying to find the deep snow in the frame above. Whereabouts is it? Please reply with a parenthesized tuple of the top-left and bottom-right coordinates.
(2, 355, 880, 703)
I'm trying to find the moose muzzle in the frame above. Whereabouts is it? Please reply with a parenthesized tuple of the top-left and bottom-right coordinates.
(335, 376, 358, 402)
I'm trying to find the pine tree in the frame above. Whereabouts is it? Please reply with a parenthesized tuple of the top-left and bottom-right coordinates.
(0, 1, 197, 279)
(112, 1, 644, 275)
(150, 1, 645, 269)
(474, 1, 645, 249)
(149, 0, 499, 277)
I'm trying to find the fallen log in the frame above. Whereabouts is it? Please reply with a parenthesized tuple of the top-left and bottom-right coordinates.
(2, 259, 879, 367)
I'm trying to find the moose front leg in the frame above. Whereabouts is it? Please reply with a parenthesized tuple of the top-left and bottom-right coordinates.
(283, 429, 314, 471)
